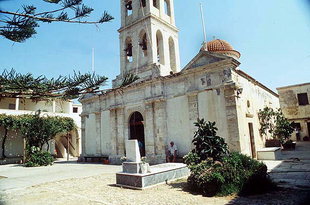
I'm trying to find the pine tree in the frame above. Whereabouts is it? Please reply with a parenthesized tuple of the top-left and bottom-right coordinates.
(0, 0, 113, 42)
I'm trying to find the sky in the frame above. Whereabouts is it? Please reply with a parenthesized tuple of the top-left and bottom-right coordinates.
(0, 0, 309, 92)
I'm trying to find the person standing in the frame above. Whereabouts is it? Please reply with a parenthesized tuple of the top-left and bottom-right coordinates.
(166, 141, 178, 162)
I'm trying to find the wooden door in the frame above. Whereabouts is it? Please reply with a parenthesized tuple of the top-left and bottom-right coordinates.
(248, 123, 256, 158)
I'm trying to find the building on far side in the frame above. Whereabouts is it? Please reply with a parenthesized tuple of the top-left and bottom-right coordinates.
(277, 83, 310, 141)
(0, 98, 82, 164)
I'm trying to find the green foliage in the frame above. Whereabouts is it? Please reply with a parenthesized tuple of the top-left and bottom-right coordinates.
(0, 0, 113, 42)
(121, 73, 140, 87)
(24, 146, 54, 167)
(185, 119, 275, 196)
(190, 119, 228, 162)
(258, 107, 294, 144)
(187, 152, 275, 196)
(0, 113, 75, 166)
(0, 69, 108, 100)
(19, 113, 76, 149)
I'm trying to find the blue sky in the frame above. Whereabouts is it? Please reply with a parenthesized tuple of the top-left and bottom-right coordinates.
(0, 0, 309, 91)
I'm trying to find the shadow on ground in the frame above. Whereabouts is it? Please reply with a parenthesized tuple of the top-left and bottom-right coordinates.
(168, 179, 310, 205)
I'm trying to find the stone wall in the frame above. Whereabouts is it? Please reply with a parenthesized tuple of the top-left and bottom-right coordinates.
(277, 83, 310, 139)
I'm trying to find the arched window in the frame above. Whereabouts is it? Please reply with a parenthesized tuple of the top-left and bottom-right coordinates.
(125, 0, 133, 16)
(156, 30, 165, 65)
(169, 37, 176, 72)
(140, 0, 146, 7)
(125, 37, 133, 63)
(139, 30, 148, 57)
(153, 0, 159, 9)
(164, 0, 171, 16)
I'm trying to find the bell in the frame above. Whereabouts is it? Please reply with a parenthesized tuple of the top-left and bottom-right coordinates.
(125, 0, 132, 10)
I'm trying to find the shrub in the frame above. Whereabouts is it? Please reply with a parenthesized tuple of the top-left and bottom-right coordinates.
(24, 146, 54, 167)
(190, 119, 229, 162)
(185, 119, 275, 196)
(186, 152, 275, 196)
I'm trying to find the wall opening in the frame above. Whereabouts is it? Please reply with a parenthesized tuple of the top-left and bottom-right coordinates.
(129, 112, 145, 157)
(125, 0, 133, 16)
(164, 0, 171, 16)
(248, 123, 256, 158)
(168, 37, 176, 72)
(153, 0, 159, 9)
(125, 37, 133, 63)
(140, 0, 146, 7)
(156, 30, 165, 65)
(139, 30, 148, 57)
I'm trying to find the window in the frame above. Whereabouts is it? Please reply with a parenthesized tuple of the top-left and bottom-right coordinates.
(153, 0, 158, 9)
(73, 107, 78, 113)
(8, 103, 16, 110)
(297, 93, 309, 105)
(140, 0, 146, 7)
(164, 0, 171, 16)
(292, 122, 301, 130)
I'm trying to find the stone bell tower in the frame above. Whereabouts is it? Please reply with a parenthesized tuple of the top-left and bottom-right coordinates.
(113, 0, 181, 87)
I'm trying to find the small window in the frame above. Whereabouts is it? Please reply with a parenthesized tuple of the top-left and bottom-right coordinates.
(247, 100, 251, 108)
(73, 107, 78, 113)
(8, 103, 16, 110)
(164, 0, 171, 16)
(140, 0, 146, 7)
(292, 122, 301, 130)
(153, 0, 158, 8)
(297, 93, 309, 106)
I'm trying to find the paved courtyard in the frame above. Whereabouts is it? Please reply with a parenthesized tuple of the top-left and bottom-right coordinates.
(0, 142, 309, 205)
(264, 141, 310, 189)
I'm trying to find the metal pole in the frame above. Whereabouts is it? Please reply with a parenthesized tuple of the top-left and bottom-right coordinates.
(200, 3, 207, 44)
(92, 48, 95, 72)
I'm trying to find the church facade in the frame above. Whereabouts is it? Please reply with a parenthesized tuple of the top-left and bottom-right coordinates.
(80, 0, 279, 164)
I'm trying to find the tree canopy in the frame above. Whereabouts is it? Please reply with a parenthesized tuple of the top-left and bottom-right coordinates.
(0, 69, 108, 100)
(0, 0, 114, 42)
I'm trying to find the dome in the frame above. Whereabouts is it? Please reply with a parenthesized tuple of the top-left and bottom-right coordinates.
(201, 39, 241, 59)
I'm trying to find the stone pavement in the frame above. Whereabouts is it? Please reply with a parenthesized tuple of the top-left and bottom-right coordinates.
(263, 141, 310, 189)
(0, 160, 121, 192)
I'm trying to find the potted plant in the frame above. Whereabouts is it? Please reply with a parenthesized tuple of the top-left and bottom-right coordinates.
(120, 156, 127, 163)
(282, 140, 296, 150)
(140, 157, 150, 174)
(259, 107, 295, 149)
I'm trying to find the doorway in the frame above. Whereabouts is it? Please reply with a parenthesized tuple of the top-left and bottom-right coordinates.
(248, 123, 256, 158)
(129, 112, 145, 157)
(307, 122, 310, 139)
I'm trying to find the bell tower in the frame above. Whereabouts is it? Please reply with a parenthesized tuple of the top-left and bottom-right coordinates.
(113, 0, 181, 87)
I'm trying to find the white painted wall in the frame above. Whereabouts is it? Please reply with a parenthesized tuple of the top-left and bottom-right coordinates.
(166, 95, 191, 156)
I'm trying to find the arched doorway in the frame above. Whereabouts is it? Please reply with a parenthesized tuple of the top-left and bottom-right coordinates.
(129, 112, 145, 157)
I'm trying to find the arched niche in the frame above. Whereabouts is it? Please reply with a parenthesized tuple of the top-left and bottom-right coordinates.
(156, 30, 165, 65)
(169, 37, 176, 72)
(129, 112, 145, 157)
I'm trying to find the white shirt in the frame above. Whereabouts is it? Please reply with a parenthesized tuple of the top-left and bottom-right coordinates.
(168, 144, 178, 154)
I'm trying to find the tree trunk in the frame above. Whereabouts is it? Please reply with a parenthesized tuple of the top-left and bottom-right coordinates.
(1, 128, 8, 159)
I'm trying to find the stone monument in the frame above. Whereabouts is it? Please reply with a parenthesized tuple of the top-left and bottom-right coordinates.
(122, 140, 143, 173)
(116, 140, 190, 189)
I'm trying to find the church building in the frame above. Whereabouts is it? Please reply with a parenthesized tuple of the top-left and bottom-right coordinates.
(80, 0, 279, 164)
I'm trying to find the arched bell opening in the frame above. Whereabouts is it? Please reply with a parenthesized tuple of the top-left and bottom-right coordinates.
(129, 112, 145, 157)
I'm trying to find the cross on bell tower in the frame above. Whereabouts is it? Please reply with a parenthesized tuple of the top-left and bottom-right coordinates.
(113, 0, 181, 87)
